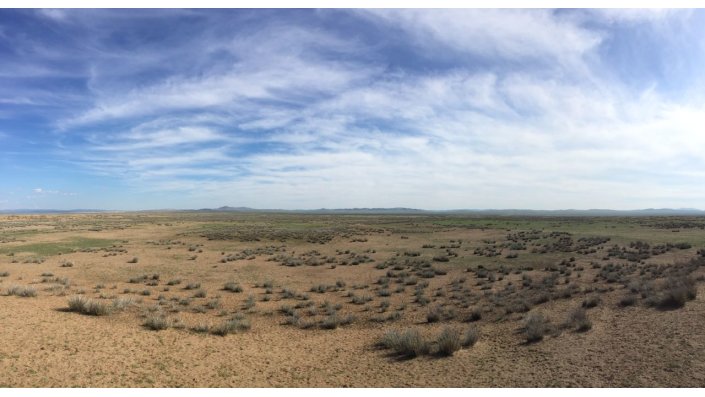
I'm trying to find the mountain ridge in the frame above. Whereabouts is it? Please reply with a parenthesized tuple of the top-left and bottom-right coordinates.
(3, 207, 704, 216)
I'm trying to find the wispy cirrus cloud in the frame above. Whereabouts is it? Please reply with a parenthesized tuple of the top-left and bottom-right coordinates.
(2, 9, 705, 210)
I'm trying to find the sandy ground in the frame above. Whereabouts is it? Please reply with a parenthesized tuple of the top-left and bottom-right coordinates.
(1, 213, 704, 387)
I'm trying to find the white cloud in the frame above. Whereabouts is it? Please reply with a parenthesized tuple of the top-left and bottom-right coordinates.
(38, 10, 705, 210)
(62, 25, 376, 128)
(31, 188, 76, 196)
(37, 9, 68, 22)
(590, 9, 690, 24)
(360, 9, 603, 70)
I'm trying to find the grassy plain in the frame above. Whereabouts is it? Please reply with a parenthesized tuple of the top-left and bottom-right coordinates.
(1, 212, 705, 387)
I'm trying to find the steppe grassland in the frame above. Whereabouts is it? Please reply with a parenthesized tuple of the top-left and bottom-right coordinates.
(1, 212, 705, 387)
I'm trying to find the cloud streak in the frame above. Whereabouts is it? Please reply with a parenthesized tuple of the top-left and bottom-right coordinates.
(1, 9, 705, 210)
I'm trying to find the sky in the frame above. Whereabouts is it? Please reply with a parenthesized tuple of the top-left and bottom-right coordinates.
(2, 8, 705, 210)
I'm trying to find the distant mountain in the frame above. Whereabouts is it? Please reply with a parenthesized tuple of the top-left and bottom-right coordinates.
(445, 208, 705, 216)
(195, 206, 425, 214)
(2, 207, 704, 216)
(193, 207, 705, 216)
(196, 206, 260, 212)
(307, 207, 426, 214)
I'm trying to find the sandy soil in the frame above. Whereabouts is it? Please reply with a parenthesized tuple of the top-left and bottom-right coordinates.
(1, 213, 704, 387)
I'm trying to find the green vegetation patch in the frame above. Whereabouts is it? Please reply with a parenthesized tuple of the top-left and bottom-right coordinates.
(0, 237, 117, 256)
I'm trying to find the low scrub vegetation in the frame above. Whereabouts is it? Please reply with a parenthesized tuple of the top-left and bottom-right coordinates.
(67, 296, 111, 316)
(6, 285, 37, 297)
(378, 325, 480, 359)
(210, 317, 251, 336)
(565, 307, 592, 332)
(523, 312, 548, 343)
(143, 314, 169, 330)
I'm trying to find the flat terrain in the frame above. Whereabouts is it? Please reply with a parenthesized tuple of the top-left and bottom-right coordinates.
(1, 212, 705, 387)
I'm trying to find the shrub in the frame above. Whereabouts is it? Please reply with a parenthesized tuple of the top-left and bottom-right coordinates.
(415, 294, 430, 306)
(67, 296, 111, 316)
(619, 294, 637, 307)
(379, 329, 430, 358)
(379, 330, 402, 350)
(7, 285, 37, 297)
(311, 284, 328, 294)
(210, 318, 251, 336)
(462, 326, 479, 347)
(280, 304, 296, 316)
(465, 308, 482, 322)
(283, 313, 300, 326)
(244, 294, 256, 309)
(185, 282, 201, 290)
(223, 282, 243, 293)
(655, 276, 697, 309)
(0, 271, 9, 277)
(321, 314, 341, 329)
(205, 299, 221, 310)
(524, 312, 547, 343)
(351, 294, 373, 305)
(436, 327, 462, 356)
(166, 279, 182, 286)
(112, 297, 135, 311)
(566, 307, 592, 332)
(395, 329, 430, 357)
(127, 257, 139, 264)
(426, 305, 443, 323)
(193, 289, 207, 298)
(143, 315, 169, 331)
(582, 295, 601, 309)
(128, 275, 146, 284)
(190, 323, 210, 333)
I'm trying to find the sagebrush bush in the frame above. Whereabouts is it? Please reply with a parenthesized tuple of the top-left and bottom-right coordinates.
(112, 297, 135, 311)
(619, 294, 637, 307)
(379, 330, 402, 349)
(582, 295, 601, 309)
(465, 308, 482, 322)
(190, 323, 210, 333)
(426, 305, 443, 323)
(210, 317, 251, 336)
(524, 312, 547, 343)
(566, 307, 592, 332)
(654, 276, 697, 309)
(244, 294, 256, 309)
(378, 329, 430, 358)
(223, 282, 243, 293)
(320, 314, 341, 329)
(67, 296, 111, 316)
(7, 285, 37, 297)
(143, 315, 169, 331)
(462, 326, 480, 347)
(436, 327, 462, 356)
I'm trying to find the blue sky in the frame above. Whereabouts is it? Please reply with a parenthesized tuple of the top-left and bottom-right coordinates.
(2, 8, 705, 210)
